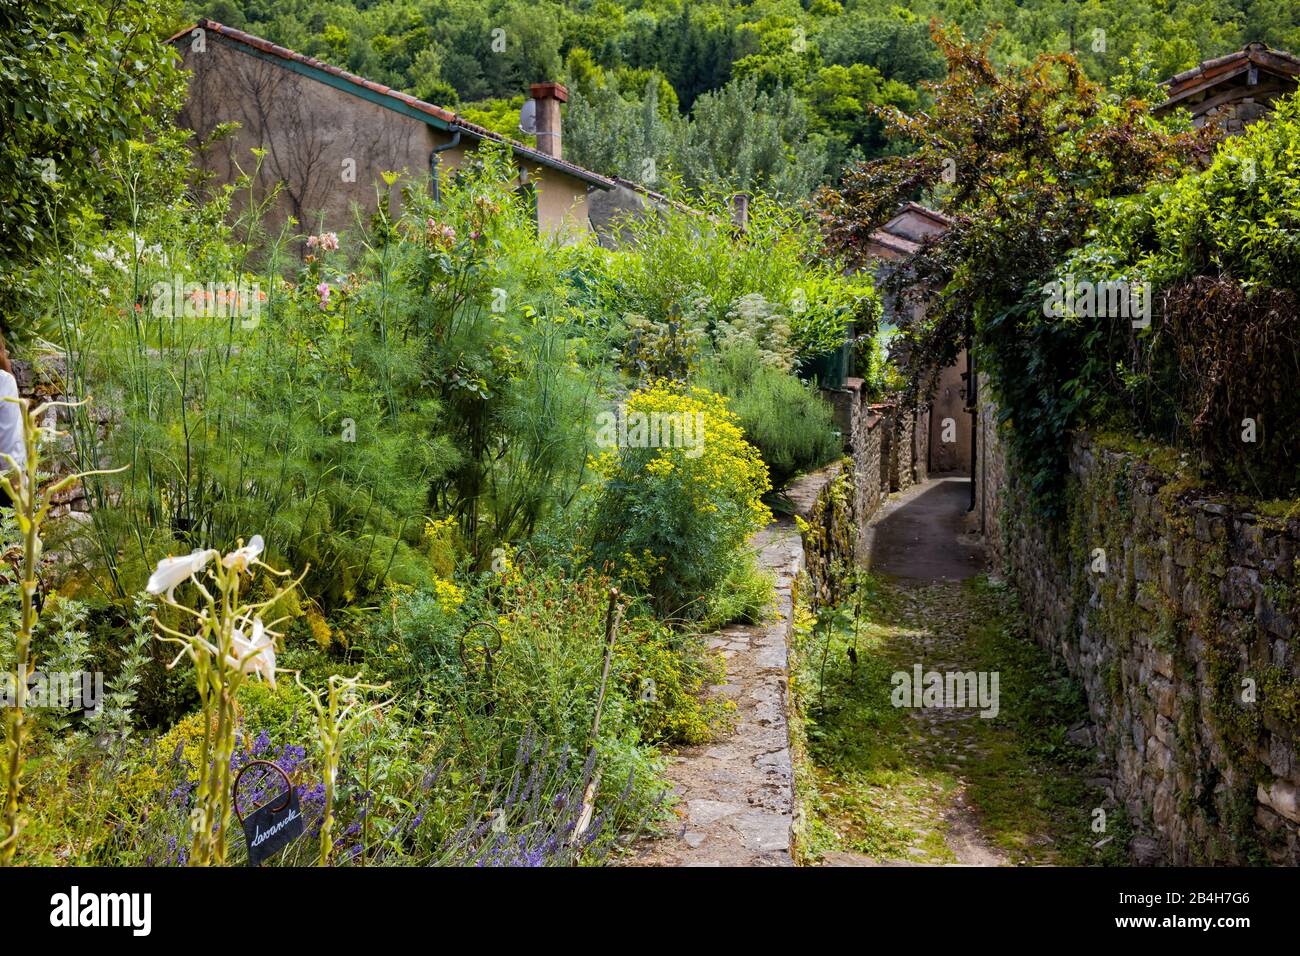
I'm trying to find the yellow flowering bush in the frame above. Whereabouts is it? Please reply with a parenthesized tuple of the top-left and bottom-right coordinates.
(423, 516, 459, 579)
(306, 607, 335, 649)
(587, 382, 771, 618)
(432, 576, 465, 614)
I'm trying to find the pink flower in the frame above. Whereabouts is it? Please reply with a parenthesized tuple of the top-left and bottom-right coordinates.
(306, 232, 339, 253)
(316, 282, 331, 308)
(424, 220, 456, 248)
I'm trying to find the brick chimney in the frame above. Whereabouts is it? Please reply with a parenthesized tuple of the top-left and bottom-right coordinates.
(528, 82, 568, 160)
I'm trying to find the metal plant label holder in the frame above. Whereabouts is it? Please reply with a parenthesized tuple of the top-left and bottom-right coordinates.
(234, 759, 305, 866)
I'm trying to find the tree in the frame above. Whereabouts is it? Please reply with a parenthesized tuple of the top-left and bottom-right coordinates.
(0, 0, 184, 330)
(816, 23, 1209, 505)
(566, 78, 674, 185)
(818, 8, 945, 86)
(805, 63, 920, 170)
(672, 77, 827, 199)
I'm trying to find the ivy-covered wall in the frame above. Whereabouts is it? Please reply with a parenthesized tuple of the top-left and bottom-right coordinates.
(787, 461, 857, 609)
(994, 431, 1300, 864)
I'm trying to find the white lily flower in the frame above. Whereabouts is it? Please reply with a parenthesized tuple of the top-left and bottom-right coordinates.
(221, 534, 264, 572)
(146, 549, 216, 600)
(228, 617, 276, 688)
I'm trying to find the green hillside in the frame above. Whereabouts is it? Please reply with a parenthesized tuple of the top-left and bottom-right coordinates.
(186, 1, 1300, 195)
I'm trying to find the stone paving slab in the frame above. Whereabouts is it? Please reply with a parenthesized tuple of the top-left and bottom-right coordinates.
(636, 521, 804, 866)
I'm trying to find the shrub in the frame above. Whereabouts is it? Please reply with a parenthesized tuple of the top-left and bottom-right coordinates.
(701, 344, 843, 489)
(1050, 93, 1300, 495)
(856, 324, 905, 401)
(698, 551, 775, 631)
(492, 565, 730, 748)
(599, 190, 880, 378)
(788, 270, 878, 362)
(715, 293, 795, 370)
(584, 381, 771, 618)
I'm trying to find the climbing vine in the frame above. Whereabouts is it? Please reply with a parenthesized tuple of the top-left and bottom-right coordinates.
(815, 24, 1209, 514)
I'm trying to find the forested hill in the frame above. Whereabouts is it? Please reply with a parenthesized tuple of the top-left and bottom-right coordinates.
(187, 0, 1300, 196)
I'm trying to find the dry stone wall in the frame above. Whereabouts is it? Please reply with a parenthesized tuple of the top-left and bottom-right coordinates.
(821, 378, 928, 566)
(979, 403, 1300, 864)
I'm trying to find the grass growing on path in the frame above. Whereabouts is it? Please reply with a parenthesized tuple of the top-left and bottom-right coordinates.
(791, 573, 1130, 865)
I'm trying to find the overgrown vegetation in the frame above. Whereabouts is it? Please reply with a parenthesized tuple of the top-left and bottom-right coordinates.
(790, 572, 1128, 865)
(9, 0, 1300, 872)
(819, 22, 1300, 508)
(0, 1, 876, 865)
(1061, 97, 1300, 496)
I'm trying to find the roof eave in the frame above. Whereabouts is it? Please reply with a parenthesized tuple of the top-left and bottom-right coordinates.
(170, 20, 614, 190)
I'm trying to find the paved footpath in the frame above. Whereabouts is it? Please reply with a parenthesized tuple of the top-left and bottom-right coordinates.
(637, 475, 990, 866)
(636, 521, 803, 866)
(829, 475, 1007, 866)
(864, 474, 985, 582)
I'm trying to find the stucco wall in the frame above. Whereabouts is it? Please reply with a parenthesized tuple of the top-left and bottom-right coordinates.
(929, 351, 972, 474)
(178, 38, 591, 242)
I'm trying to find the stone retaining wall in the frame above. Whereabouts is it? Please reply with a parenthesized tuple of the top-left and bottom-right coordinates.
(823, 379, 928, 561)
(979, 401, 1300, 864)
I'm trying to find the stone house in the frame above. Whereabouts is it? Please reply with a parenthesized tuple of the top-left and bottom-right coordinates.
(1155, 41, 1300, 132)
(863, 203, 971, 480)
(169, 19, 631, 242)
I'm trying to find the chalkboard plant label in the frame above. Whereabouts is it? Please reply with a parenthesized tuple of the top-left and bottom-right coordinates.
(242, 786, 305, 866)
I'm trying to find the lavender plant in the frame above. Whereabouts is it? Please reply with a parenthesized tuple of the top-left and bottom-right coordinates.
(296, 672, 392, 866)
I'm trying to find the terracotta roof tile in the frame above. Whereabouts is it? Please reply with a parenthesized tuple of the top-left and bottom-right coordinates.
(1159, 42, 1300, 110)
(170, 19, 615, 188)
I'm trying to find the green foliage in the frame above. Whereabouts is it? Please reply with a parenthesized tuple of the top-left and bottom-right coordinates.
(1091, 93, 1300, 291)
(698, 552, 775, 631)
(857, 324, 905, 401)
(488, 565, 730, 748)
(0, 0, 186, 325)
(819, 25, 1205, 512)
(789, 270, 879, 361)
(582, 382, 772, 620)
(48, 144, 601, 604)
(601, 190, 876, 371)
(398, 149, 604, 564)
(1047, 93, 1300, 495)
(666, 77, 828, 200)
(701, 343, 843, 490)
(190, 0, 1300, 198)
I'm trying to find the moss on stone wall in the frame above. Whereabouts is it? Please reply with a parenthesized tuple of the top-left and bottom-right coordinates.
(998, 431, 1300, 864)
